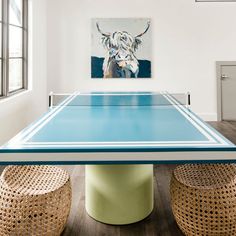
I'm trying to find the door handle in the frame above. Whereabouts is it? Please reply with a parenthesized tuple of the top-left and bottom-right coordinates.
(221, 74, 230, 80)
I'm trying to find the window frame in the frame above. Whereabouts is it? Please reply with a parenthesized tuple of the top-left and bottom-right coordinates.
(0, 0, 28, 99)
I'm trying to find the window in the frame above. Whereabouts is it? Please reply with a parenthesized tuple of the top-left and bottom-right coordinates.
(0, 0, 28, 98)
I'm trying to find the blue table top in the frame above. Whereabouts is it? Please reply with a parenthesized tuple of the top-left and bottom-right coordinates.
(1, 92, 235, 155)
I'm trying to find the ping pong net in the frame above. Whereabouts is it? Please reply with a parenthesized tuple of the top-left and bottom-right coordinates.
(49, 92, 191, 107)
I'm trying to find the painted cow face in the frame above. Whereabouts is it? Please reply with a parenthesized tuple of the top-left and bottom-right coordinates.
(96, 22, 150, 77)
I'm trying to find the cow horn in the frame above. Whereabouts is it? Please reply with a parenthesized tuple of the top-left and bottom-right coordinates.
(135, 21, 150, 38)
(96, 22, 110, 37)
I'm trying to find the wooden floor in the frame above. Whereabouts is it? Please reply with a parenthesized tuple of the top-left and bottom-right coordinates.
(0, 121, 235, 236)
(59, 121, 236, 236)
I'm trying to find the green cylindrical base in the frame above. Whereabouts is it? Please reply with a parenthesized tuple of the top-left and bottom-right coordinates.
(85, 164, 154, 225)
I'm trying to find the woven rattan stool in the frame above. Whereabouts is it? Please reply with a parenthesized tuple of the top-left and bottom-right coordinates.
(170, 164, 236, 236)
(0, 165, 72, 236)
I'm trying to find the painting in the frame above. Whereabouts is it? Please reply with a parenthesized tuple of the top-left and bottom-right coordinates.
(91, 18, 152, 79)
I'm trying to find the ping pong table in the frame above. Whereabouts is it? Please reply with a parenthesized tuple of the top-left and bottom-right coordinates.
(0, 92, 236, 225)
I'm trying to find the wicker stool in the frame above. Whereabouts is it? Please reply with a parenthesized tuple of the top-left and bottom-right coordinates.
(0, 165, 72, 236)
(170, 164, 236, 236)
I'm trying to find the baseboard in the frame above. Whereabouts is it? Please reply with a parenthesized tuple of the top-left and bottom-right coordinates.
(197, 113, 217, 121)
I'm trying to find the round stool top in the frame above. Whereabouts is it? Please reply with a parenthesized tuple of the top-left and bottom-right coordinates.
(1, 165, 70, 195)
(174, 164, 236, 189)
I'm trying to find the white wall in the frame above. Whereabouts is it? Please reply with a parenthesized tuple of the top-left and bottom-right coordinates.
(47, 0, 236, 120)
(0, 0, 47, 145)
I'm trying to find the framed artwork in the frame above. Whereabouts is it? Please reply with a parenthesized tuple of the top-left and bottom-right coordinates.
(91, 18, 152, 79)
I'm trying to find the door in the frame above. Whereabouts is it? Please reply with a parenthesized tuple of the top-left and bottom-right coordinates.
(221, 65, 236, 121)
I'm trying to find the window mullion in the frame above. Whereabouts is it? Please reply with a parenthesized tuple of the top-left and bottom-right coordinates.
(22, 0, 25, 90)
(23, 0, 27, 90)
(2, 0, 9, 97)
(6, 0, 9, 96)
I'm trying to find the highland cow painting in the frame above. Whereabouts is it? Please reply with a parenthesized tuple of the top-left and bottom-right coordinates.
(91, 18, 152, 79)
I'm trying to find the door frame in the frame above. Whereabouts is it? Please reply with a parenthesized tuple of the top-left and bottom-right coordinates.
(216, 61, 236, 121)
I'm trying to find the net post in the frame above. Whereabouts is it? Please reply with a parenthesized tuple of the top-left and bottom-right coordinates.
(49, 92, 53, 108)
(187, 92, 191, 109)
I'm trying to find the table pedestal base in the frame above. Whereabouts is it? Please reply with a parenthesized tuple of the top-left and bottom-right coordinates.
(85, 164, 153, 225)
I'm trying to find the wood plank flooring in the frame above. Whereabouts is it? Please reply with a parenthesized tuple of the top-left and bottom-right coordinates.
(0, 121, 235, 235)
